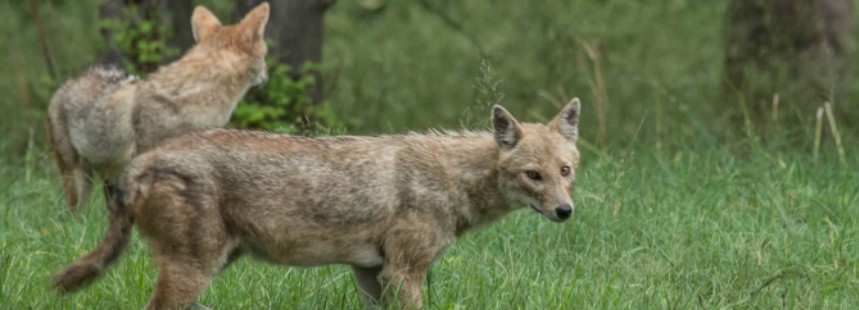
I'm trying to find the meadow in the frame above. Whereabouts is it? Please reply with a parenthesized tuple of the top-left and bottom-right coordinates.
(1, 0, 858, 308)
(2, 143, 857, 308)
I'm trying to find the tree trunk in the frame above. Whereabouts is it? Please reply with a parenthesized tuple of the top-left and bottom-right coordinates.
(161, 0, 195, 61)
(235, 0, 335, 103)
(724, 0, 854, 126)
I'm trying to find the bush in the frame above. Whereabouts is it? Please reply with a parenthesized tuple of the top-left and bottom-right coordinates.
(232, 60, 343, 134)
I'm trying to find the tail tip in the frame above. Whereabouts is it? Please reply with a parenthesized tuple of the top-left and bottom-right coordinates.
(51, 262, 103, 294)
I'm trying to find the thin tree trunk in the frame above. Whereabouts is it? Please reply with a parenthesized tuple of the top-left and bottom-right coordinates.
(27, 0, 56, 80)
(161, 0, 194, 61)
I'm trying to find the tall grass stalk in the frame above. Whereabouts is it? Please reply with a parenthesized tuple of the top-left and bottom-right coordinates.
(581, 40, 607, 147)
(813, 107, 823, 163)
(823, 102, 848, 169)
(770, 94, 779, 123)
(24, 128, 37, 183)
(466, 59, 504, 128)
(737, 95, 758, 148)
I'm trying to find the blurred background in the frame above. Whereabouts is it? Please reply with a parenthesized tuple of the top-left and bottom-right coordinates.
(0, 0, 856, 158)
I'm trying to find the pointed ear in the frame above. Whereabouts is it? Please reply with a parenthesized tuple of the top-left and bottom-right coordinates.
(492, 105, 522, 149)
(191, 6, 222, 42)
(241, 2, 270, 40)
(550, 98, 581, 143)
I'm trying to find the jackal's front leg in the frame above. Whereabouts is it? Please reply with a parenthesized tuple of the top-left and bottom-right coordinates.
(378, 219, 453, 309)
(379, 264, 427, 309)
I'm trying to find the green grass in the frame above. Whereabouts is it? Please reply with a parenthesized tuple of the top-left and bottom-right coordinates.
(1, 144, 857, 309)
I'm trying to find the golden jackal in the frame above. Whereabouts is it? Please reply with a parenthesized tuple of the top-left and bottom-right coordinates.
(46, 3, 270, 210)
(53, 99, 583, 309)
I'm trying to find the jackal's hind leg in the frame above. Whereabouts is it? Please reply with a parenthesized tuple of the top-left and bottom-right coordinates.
(45, 118, 92, 211)
(144, 255, 220, 310)
(55, 162, 93, 211)
(46, 124, 78, 210)
(140, 179, 232, 310)
(57, 165, 78, 209)
(72, 167, 94, 210)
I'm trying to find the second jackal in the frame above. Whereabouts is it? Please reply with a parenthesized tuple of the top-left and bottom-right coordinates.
(46, 3, 270, 210)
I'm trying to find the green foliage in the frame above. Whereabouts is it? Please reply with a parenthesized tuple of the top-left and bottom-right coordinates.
(0, 0, 103, 157)
(28, 74, 58, 121)
(98, 5, 179, 74)
(232, 60, 342, 134)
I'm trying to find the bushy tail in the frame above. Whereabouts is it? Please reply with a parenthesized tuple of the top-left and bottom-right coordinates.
(52, 185, 133, 293)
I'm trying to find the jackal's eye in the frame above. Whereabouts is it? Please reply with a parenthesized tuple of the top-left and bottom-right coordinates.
(560, 166, 571, 177)
(525, 170, 542, 181)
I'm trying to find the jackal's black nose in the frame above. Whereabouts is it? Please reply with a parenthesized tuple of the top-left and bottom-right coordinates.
(555, 204, 573, 219)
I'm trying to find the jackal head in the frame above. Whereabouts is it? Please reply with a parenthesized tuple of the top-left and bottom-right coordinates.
(493, 98, 581, 222)
(189, 2, 270, 86)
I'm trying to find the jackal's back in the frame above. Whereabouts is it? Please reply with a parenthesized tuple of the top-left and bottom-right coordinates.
(121, 129, 467, 266)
